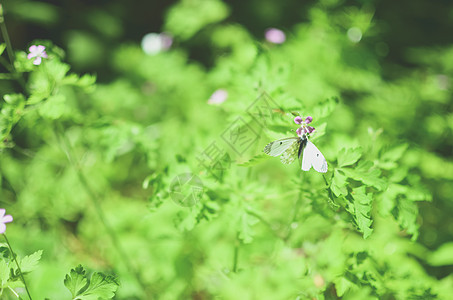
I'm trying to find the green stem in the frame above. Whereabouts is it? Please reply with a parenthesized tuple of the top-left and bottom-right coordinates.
(53, 122, 152, 297)
(0, 4, 15, 70)
(3, 234, 33, 300)
(0, 73, 14, 79)
(322, 174, 329, 186)
(0, 3, 28, 93)
(232, 232, 239, 273)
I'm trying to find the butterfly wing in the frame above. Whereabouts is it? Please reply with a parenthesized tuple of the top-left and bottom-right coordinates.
(263, 137, 299, 157)
(301, 139, 328, 173)
(280, 139, 302, 164)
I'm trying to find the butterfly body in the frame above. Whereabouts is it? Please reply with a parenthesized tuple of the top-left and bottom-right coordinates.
(264, 135, 327, 173)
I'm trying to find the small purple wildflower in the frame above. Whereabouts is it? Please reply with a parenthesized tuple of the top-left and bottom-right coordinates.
(265, 28, 286, 44)
(141, 33, 173, 55)
(295, 115, 315, 137)
(207, 89, 228, 105)
(27, 45, 48, 65)
(0, 209, 13, 234)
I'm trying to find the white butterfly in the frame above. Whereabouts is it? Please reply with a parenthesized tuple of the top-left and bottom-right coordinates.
(263, 135, 328, 173)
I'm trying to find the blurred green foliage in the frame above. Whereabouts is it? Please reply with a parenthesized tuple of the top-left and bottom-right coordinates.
(0, 0, 453, 299)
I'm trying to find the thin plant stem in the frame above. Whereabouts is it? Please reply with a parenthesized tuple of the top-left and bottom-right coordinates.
(0, 3, 28, 93)
(0, 4, 15, 70)
(3, 234, 33, 300)
(232, 232, 240, 273)
(53, 122, 152, 297)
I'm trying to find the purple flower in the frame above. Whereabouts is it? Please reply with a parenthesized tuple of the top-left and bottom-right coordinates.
(0, 209, 13, 234)
(27, 45, 48, 65)
(265, 28, 286, 44)
(141, 33, 173, 55)
(207, 89, 228, 105)
(295, 115, 315, 137)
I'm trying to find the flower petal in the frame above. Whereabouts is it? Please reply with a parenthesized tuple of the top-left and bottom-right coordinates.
(296, 127, 303, 136)
(2, 215, 13, 223)
(307, 126, 315, 133)
(27, 52, 36, 59)
(33, 57, 42, 65)
(208, 89, 228, 105)
(42, 51, 48, 58)
(0, 223, 6, 234)
(304, 116, 313, 124)
(265, 28, 286, 44)
(36, 45, 46, 52)
(29, 45, 37, 53)
(294, 116, 303, 124)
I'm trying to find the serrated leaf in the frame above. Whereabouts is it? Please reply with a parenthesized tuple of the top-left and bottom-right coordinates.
(396, 198, 419, 240)
(237, 154, 269, 167)
(351, 186, 373, 239)
(77, 272, 119, 300)
(312, 97, 339, 119)
(44, 59, 71, 83)
(331, 169, 348, 197)
(338, 147, 362, 167)
(237, 210, 259, 244)
(62, 73, 96, 91)
(38, 94, 67, 119)
(19, 250, 42, 273)
(64, 265, 88, 298)
(342, 160, 387, 191)
(378, 183, 403, 216)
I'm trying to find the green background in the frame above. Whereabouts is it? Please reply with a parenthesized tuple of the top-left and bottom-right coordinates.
(0, 0, 452, 299)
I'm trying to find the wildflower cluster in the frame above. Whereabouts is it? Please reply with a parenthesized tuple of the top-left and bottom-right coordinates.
(294, 115, 315, 137)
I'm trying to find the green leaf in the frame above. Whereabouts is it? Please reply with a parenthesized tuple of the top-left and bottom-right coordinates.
(19, 250, 42, 273)
(38, 94, 67, 119)
(380, 143, 408, 162)
(396, 198, 419, 240)
(1, 94, 26, 140)
(237, 210, 259, 244)
(312, 97, 339, 119)
(62, 73, 97, 92)
(77, 272, 119, 300)
(331, 170, 348, 197)
(351, 186, 373, 239)
(342, 160, 387, 191)
(64, 265, 88, 298)
(0, 259, 10, 285)
(334, 276, 355, 297)
(165, 0, 229, 40)
(27, 71, 52, 104)
(3, 93, 26, 106)
(337, 147, 362, 167)
(44, 59, 71, 83)
(428, 242, 453, 266)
